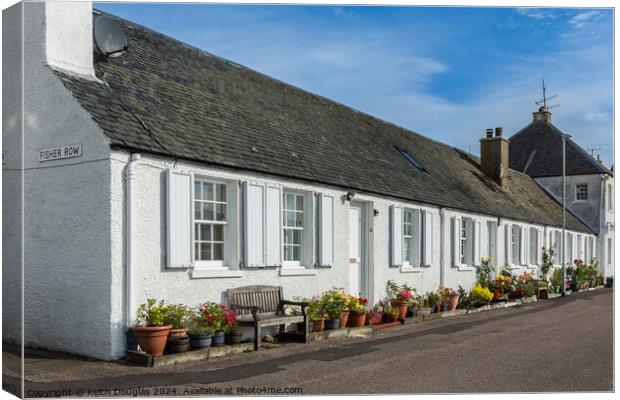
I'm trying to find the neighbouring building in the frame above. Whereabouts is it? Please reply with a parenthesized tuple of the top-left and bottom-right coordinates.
(509, 107, 614, 277)
(3, 2, 596, 360)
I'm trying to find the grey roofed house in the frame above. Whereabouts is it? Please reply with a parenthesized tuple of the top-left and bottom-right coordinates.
(509, 112, 613, 178)
(55, 10, 591, 234)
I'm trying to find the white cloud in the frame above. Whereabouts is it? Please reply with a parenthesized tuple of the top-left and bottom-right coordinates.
(584, 112, 610, 122)
(514, 8, 558, 20)
(569, 10, 602, 28)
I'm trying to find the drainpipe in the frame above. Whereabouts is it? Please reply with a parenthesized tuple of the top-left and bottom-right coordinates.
(125, 153, 141, 327)
(439, 208, 445, 285)
(599, 175, 606, 273)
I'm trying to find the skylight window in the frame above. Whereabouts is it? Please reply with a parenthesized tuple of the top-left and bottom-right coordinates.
(396, 145, 427, 172)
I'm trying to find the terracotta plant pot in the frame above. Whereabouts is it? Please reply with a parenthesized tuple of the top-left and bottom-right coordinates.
(367, 313, 382, 325)
(166, 336, 189, 354)
(348, 311, 367, 327)
(132, 325, 172, 357)
(390, 300, 408, 320)
(169, 328, 189, 337)
(339, 310, 350, 328)
(432, 304, 441, 313)
(312, 318, 325, 332)
(387, 313, 399, 323)
(447, 293, 460, 311)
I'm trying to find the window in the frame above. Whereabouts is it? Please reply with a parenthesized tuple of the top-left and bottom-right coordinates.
(576, 235, 583, 260)
(283, 192, 304, 264)
(608, 184, 613, 211)
(487, 221, 497, 265)
(402, 209, 418, 265)
(460, 218, 474, 265)
(575, 184, 588, 201)
(396, 145, 427, 172)
(566, 233, 573, 262)
(194, 179, 227, 264)
(608, 238, 612, 265)
(551, 231, 560, 264)
(529, 228, 538, 265)
(511, 225, 521, 265)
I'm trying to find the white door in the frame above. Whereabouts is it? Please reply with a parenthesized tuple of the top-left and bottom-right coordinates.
(348, 203, 365, 297)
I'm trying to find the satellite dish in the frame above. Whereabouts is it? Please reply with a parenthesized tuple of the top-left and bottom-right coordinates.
(94, 15, 127, 58)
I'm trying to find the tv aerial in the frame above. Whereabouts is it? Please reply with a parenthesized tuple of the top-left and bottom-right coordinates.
(536, 78, 559, 110)
(94, 15, 128, 58)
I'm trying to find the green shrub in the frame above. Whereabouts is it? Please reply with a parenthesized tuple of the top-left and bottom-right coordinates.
(136, 299, 170, 327)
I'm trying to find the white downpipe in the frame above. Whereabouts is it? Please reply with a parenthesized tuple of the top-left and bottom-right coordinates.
(439, 208, 445, 285)
(125, 153, 141, 327)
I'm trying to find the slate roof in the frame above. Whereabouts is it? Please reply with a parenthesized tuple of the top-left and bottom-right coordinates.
(54, 11, 592, 234)
(509, 119, 612, 178)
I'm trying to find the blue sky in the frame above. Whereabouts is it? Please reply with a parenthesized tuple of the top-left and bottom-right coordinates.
(96, 3, 614, 166)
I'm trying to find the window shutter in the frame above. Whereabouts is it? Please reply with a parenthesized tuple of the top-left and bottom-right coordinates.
(473, 221, 481, 266)
(505, 223, 512, 265)
(421, 210, 433, 267)
(264, 184, 282, 266)
(537, 229, 543, 264)
(452, 216, 461, 266)
(390, 205, 403, 266)
(244, 181, 265, 267)
(591, 237, 596, 259)
(166, 169, 192, 268)
(318, 193, 335, 266)
(520, 226, 527, 265)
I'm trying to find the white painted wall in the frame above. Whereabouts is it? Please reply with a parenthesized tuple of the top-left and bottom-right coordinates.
(3, 2, 117, 360)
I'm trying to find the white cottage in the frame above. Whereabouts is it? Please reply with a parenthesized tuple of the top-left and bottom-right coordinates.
(3, 2, 596, 360)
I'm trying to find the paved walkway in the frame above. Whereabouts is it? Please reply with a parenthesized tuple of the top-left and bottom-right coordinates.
(3, 289, 613, 396)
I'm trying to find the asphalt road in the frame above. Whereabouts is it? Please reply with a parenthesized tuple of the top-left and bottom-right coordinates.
(4, 289, 613, 396)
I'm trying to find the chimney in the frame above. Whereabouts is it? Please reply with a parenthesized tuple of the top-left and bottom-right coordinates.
(26, 1, 96, 79)
(532, 106, 552, 123)
(480, 127, 510, 188)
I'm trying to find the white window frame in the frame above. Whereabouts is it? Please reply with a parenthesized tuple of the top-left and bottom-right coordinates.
(575, 183, 588, 202)
(402, 208, 420, 267)
(460, 217, 475, 266)
(282, 191, 305, 268)
(192, 176, 230, 270)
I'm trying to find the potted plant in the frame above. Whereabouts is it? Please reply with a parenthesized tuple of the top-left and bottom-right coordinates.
(438, 285, 459, 311)
(319, 289, 346, 330)
(166, 335, 190, 354)
(417, 295, 432, 315)
(541, 247, 554, 282)
(132, 299, 173, 357)
(196, 302, 236, 347)
(386, 280, 414, 320)
(456, 286, 471, 310)
(551, 268, 563, 293)
(347, 296, 368, 327)
(307, 297, 326, 332)
(165, 304, 191, 337)
(470, 283, 493, 307)
(606, 277, 613, 288)
(385, 306, 400, 322)
(339, 291, 352, 328)
(426, 291, 440, 313)
(188, 322, 213, 350)
(367, 302, 385, 325)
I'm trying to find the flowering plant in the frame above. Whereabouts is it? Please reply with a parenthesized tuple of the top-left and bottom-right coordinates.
(437, 285, 454, 303)
(470, 284, 493, 305)
(541, 247, 554, 280)
(319, 288, 349, 319)
(348, 296, 369, 313)
(386, 280, 417, 303)
(476, 257, 494, 287)
(197, 302, 237, 333)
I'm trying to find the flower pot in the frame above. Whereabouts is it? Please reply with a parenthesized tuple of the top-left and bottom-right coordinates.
(571, 282, 579, 292)
(225, 328, 242, 345)
(447, 293, 460, 311)
(440, 303, 448, 312)
(386, 313, 399, 323)
(367, 313, 382, 325)
(168, 328, 189, 338)
(553, 286, 561, 294)
(348, 311, 367, 327)
(432, 304, 441, 313)
(166, 336, 189, 354)
(189, 333, 212, 350)
(339, 310, 350, 328)
(390, 300, 408, 320)
(212, 331, 225, 347)
(312, 318, 325, 332)
(418, 307, 432, 316)
(325, 319, 340, 330)
(132, 325, 172, 357)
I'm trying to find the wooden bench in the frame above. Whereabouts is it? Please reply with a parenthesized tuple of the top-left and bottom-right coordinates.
(225, 285, 309, 351)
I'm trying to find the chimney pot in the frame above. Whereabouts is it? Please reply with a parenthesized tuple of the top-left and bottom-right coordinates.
(495, 127, 503, 137)
(485, 128, 493, 138)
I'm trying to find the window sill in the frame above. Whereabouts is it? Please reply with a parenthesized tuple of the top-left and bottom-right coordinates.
(190, 268, 244, 279)
(454, 264, 475, 272)
(279, 267, 317, 276)
(526, 264, 539, 270)
(508, 264, 523, 270)
(400, 265, 421, 273)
